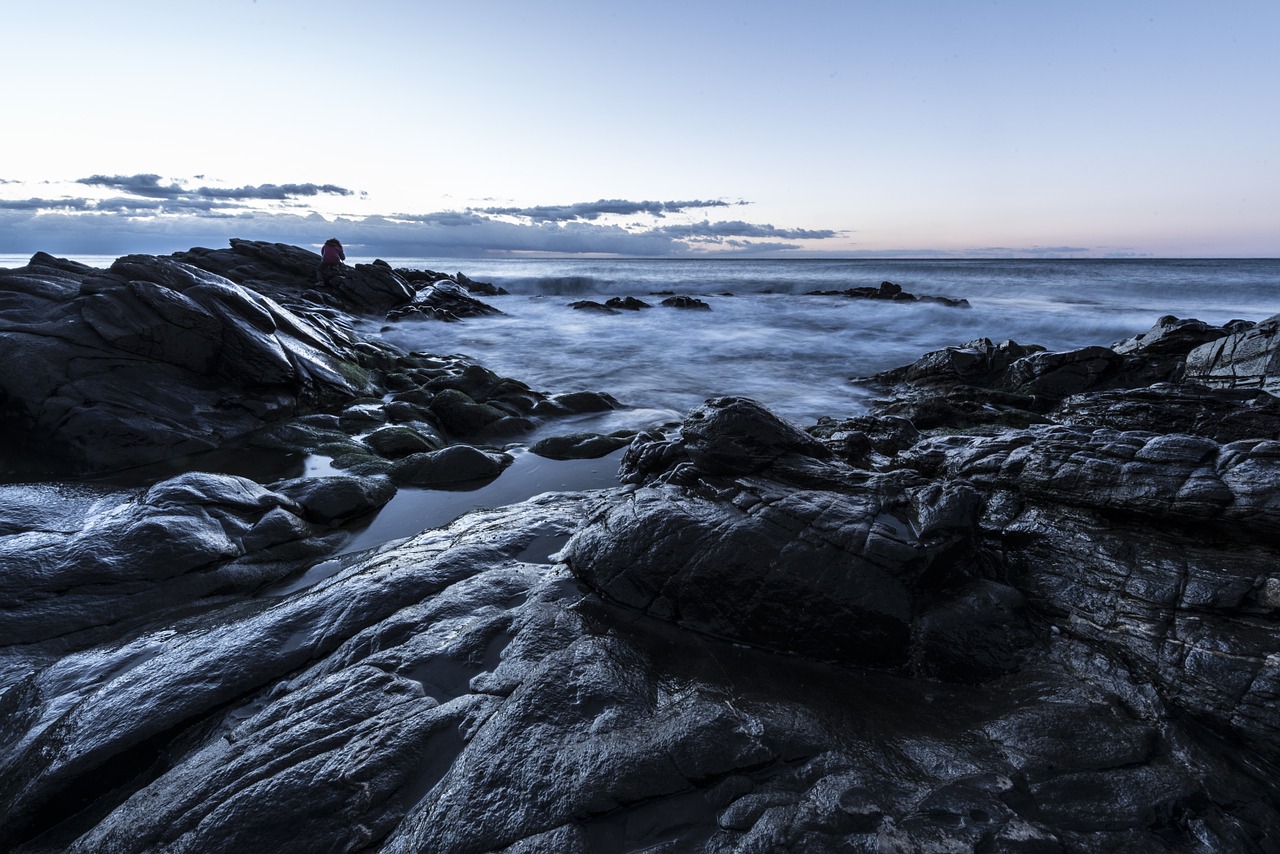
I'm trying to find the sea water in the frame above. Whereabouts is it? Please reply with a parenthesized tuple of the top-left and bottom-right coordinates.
(361, 258, 1280, 430)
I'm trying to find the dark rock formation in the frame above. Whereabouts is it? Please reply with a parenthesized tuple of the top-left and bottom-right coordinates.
(529, 431, 635, 460)
(605, 296, 651, 311)
(808, 279, 971, 308)
(0, 252, 372, 474)
(173, 239, 416, 314)
(1184, 313, 1280, 395)
(565, 397, 1027, 674)
(863, 323, 1259, 431)
(568, 299, 619, 314)
(0, 244, 587, 476)
(0, 470, 390, 648)
(3, 412, 1274, 850)
(899, 421, 1280, 765)
(1055, 383, 1280, 442)
(807, 413, 921, 466)
(1110, 313, 1239, 357)
(661, 295, 712, 310)
(2, 250, 1279, 853)
(573, 295, 702, 313)
(386, 279, 505, 323)
(394, 267, 508, 298)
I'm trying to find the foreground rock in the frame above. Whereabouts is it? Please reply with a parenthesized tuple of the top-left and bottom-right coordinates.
(3, 482, 1272, 852)
(0, 471, 393, 649)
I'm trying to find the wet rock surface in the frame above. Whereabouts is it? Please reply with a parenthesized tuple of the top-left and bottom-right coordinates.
(0, 243, 583, 476)
(1, 246, 1278, 851)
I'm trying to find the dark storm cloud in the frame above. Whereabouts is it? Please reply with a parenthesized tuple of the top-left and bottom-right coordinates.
(473, 199, 738, 222)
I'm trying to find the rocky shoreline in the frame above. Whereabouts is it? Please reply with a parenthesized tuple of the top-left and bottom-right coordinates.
(1, 241, 1277, 851)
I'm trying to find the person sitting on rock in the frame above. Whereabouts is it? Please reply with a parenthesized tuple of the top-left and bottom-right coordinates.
(316, 238, 346, 284)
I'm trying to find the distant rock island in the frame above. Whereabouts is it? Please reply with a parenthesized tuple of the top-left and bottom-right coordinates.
(1, 240, 1277, 851)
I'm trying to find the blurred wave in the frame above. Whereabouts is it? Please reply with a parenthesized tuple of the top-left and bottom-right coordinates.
(368, 258, 1277, 432)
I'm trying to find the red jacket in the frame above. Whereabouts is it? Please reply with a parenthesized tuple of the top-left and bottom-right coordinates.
(321, 242, 345, 264)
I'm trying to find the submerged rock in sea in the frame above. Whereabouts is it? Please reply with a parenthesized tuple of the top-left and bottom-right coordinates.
(660, 295, 712, 310)
(807, 279, 971, 307)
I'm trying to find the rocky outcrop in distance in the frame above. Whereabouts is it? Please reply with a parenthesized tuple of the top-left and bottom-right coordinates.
(808, 278, 971, 307)
(1, 246, 1278, 852)
(568, 280, 966, 315)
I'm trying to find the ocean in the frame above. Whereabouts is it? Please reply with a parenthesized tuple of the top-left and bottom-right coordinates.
(357, 257, 1280, 433)
(10, 253, 1273, 433)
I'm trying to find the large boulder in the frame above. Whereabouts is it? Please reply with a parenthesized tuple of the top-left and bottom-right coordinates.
(565, 398, 1028, 675)
(0, 253, 374, 473)
(1110, 314, 1238, 357)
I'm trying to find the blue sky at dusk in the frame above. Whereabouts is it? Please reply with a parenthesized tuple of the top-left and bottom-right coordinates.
(2, 0, 1276, 259)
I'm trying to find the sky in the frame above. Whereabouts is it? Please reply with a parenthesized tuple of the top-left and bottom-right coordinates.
(2, 0, 1277, 259)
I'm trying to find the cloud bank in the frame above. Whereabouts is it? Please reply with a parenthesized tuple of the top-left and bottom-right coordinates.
(0, 174, 847, 258)
(76, 174, 354, 202)
(472, 198, 743, 222)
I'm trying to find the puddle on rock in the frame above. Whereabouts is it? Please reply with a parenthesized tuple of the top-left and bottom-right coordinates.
(258, 559, 346, 598)
(402, 628, 515, 703)
(336, 447, 624, 556)
(515, 524, 574, 564)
